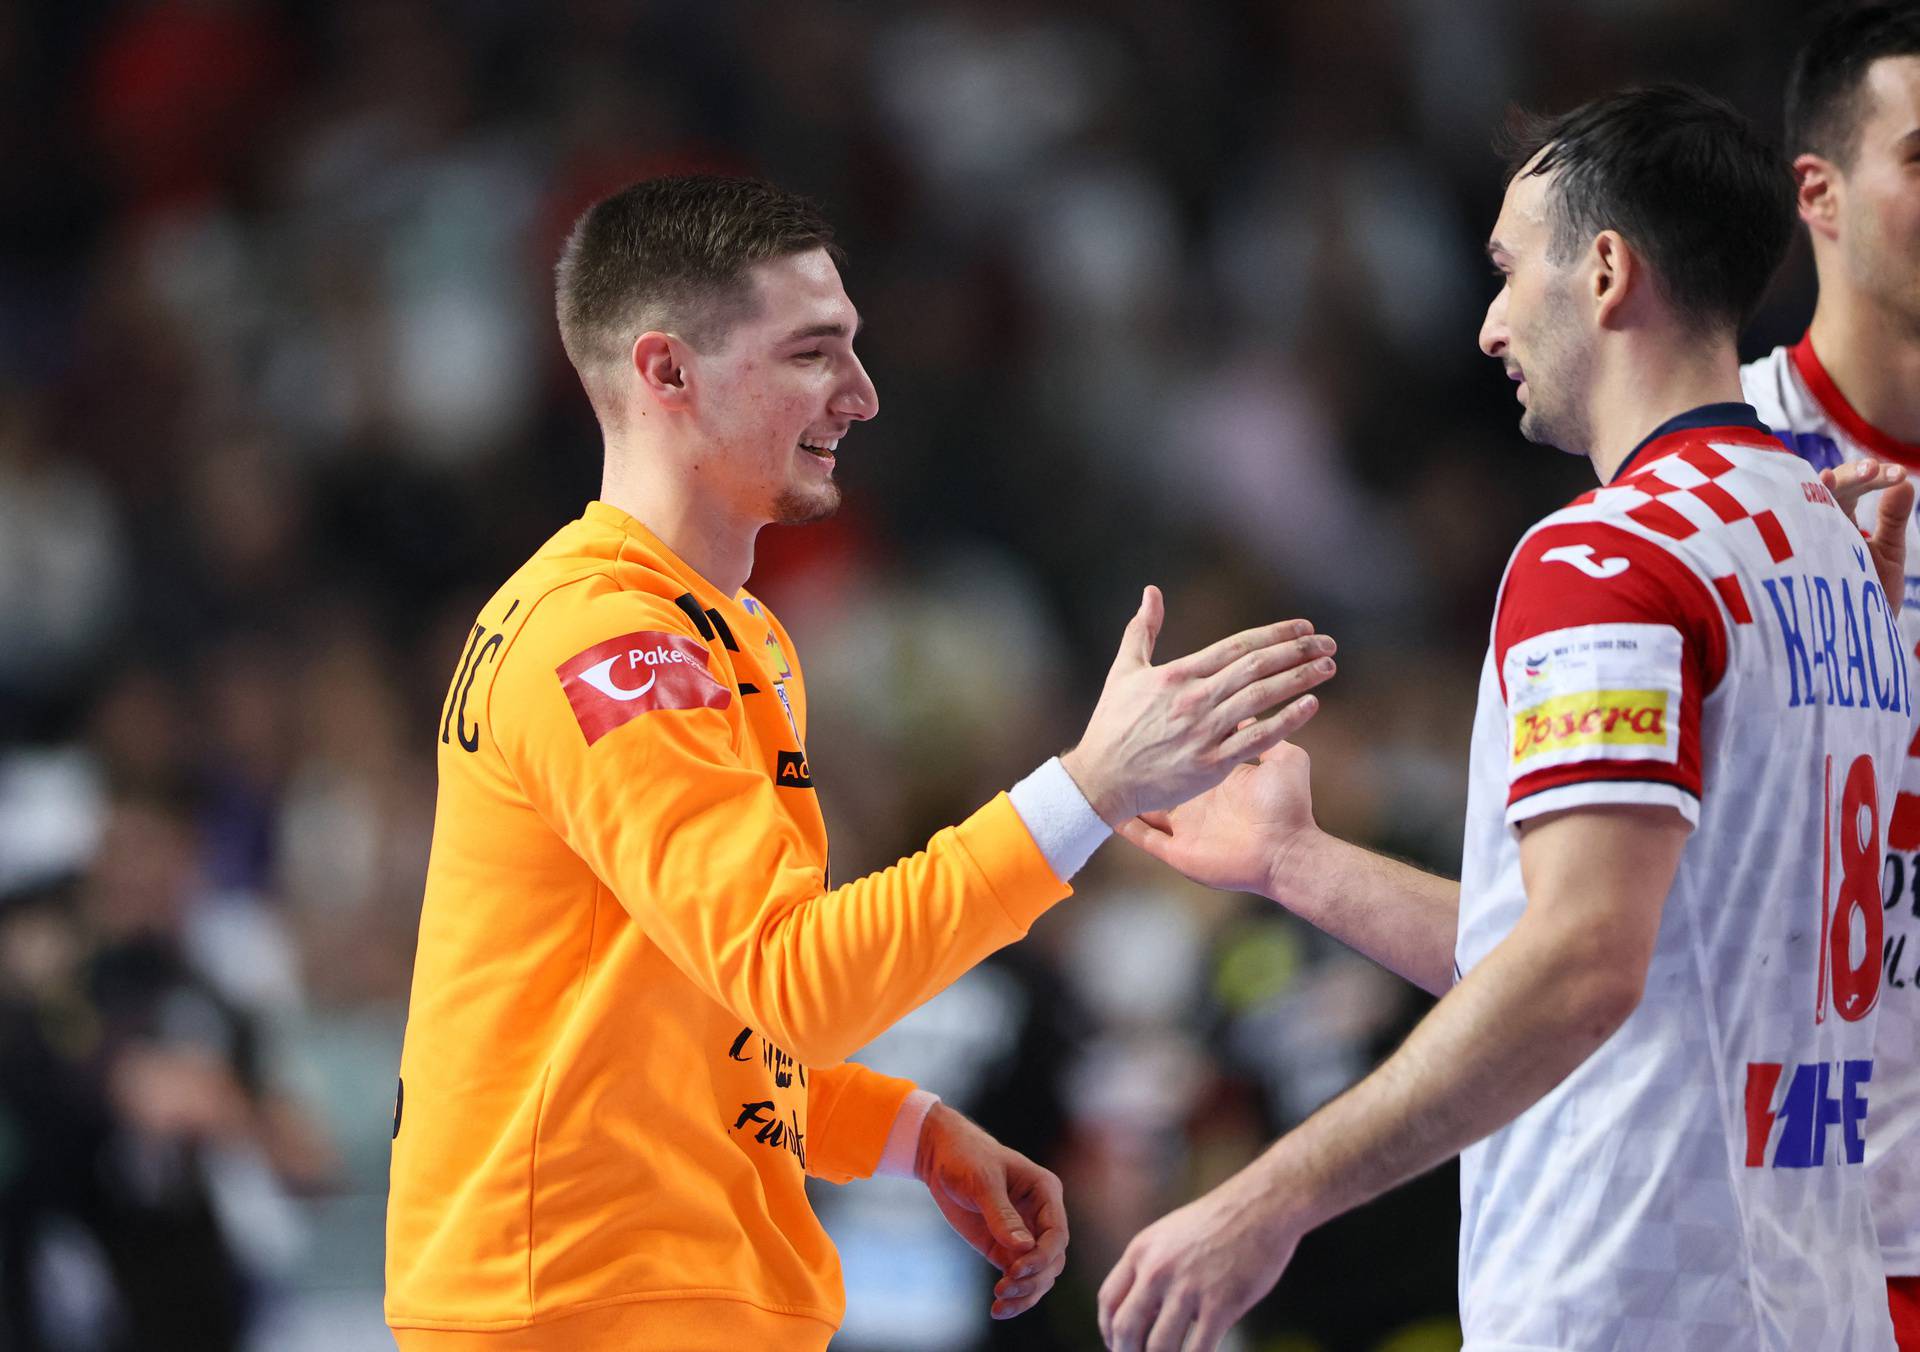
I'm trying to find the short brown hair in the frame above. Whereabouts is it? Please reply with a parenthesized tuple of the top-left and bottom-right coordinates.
(554, 175, 842, 379)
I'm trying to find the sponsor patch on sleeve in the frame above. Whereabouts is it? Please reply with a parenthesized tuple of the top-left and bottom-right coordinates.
(1502, 623, 1684, 774)
(556, 631, 731, 745)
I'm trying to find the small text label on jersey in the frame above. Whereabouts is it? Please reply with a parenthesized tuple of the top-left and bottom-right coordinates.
(1502, 624, 1684, 771)
(727, 1027, 808, 1166)
(556, 630, 732, 745)
(1743, 1059, 1871, 1168)
(1512, 690, 1668, 765)
(575, 644, 709, 701)
(775, 750, 813, 788)
(1541, 544, 1630, 580)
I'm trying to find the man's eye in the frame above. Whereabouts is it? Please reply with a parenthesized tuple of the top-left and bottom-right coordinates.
(794, 350, 825, 360)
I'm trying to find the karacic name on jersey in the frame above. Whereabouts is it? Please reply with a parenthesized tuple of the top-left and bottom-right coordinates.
(1759, 572, 1911, 714)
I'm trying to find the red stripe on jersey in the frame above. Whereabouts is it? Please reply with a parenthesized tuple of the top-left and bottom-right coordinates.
(1791, 334, 1920, 469)
(1890, 792, 1920, 852)
(1678, 444, 1736, 478)
(1510, 759, 1700, 807)
(1495, 520, 1723, 807)
(1744, 1061, 1784, 1168)
(1712, 575, 1754, 624)
(1691, 481, 1749, 525)
(1751, 510, 1793, 562)
(1889, 1274, 1920, 1346)
(1624, 426, 1792, 477)
(1633, 475, 1687, 497)
(1628, 498, 1699, 540)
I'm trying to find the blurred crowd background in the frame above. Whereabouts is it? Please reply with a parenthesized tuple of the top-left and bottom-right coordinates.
(0, 1, 1832, 1349)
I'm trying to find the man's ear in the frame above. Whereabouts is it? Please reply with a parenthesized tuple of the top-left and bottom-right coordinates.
(633, 331, 694, 411)
(1794, 152, 1842, 245)
(1590, 230, 1637, 330)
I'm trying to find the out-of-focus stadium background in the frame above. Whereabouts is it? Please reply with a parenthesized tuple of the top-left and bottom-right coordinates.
(0, 2, 1827, 1349)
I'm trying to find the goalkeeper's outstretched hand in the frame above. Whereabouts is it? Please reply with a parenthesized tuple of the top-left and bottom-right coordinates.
(1062, 585, 1335, 825)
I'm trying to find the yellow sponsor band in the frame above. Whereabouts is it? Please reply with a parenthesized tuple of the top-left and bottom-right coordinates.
(1512, 688, 1669, 764)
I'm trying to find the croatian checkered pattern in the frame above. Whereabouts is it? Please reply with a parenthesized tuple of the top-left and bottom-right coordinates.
(1747, 344, 1920, 1278)
(1457, 427, 1903, 1350)
(1568, 441, 1795, 564)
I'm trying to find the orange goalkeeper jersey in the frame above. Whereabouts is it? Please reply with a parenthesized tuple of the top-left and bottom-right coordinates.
(386, 501, 1074, 1350)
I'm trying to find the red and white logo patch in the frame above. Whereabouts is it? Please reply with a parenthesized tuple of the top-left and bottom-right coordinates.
(556, 631, 730, 745)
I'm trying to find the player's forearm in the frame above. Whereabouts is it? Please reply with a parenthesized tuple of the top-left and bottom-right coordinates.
(717, 765, 1098, 1068)
(722, 793, 1067, 1067)
(1241, 906, 1639, 1239)
(1267, 830, 1460, 995)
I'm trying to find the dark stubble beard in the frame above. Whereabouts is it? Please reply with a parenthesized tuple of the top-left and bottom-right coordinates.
(1851, 212, 1920, 343)
(1516, 281, 1593, 457)
(773, 481, 841, 526)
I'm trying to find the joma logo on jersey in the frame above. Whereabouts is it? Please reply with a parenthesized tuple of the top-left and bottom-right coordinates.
(1511, 690, 1667, 764)
(1743, 1059, 1871, 1168)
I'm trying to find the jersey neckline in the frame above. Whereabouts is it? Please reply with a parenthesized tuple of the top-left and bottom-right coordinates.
(581, 500, 757, 616)
(1608, 402, 1785, 484)
(1789, 332, 1920, 469)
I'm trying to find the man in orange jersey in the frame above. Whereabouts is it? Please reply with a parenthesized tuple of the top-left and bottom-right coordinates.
(385, 175, 1338, 1351)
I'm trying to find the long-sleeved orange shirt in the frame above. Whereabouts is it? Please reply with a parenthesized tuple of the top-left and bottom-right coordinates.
(386, 502, 1074, 1349)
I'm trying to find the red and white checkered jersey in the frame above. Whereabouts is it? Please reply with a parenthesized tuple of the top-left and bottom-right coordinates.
(1456, 409, 1904, 1351)
(1745, 338, 1920, 1277)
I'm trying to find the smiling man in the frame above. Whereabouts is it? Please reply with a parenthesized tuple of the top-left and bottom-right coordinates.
(383, 176, 1338, 1351)
(1098, 87, 1911, 1352)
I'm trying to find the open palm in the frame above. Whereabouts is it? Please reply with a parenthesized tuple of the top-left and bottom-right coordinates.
(1117, 742, 1318, 897)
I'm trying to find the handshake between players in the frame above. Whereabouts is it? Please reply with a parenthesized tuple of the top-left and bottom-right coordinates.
(390, 39, 1920, 1350)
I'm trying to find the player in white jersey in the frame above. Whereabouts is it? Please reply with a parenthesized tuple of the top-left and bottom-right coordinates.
(1740, 10, 1920, 1343)
(1095, 86, 1913, 1352)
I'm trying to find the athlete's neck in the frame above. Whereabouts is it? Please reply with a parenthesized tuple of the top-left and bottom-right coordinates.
(599, 437, 757, 597)
(1807, 289, 1920, 445)
(1584, 340, 1745, 483)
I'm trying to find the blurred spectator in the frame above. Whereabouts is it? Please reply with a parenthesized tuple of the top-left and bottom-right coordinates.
(0, 794, 332, 1352)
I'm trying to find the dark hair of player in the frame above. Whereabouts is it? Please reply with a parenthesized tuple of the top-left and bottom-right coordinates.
(555, 175, 843, 376)
(1501, 84, 1795, 336)
(1787, 2, 1920, 166)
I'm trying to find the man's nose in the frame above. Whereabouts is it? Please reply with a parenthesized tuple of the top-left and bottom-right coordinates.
(1478, 294, 1509, 360)
(835, 357, 878, 422)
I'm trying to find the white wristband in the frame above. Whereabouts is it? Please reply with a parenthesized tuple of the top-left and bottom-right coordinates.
(875, 1088, 941, 1179)
(1008, 757, 1111, 882)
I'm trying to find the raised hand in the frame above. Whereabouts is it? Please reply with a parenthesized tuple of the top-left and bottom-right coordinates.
(1820, 458, 1914, 613)
(914, 1104, 1070, 1321)
(1115, 742, 1318, 897)
(1061, 587, 1335, 826)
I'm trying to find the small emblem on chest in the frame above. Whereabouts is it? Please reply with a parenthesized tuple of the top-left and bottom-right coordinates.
(775, 749, 813, 788)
